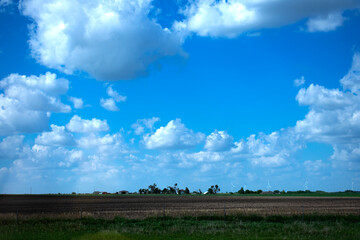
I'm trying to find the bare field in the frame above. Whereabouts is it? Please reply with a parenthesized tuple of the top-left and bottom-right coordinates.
(1, 195, 359, 219)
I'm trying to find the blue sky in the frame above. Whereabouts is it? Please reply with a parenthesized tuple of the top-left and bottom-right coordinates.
(1, 0, 360, 194)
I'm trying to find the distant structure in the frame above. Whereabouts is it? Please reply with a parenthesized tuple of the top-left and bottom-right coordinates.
(267, 181, 271, 191)
(93, 191, 101, 194)
(178, 189, 185, 195)
(304, 180, 309, 191)
(118, 190, 129, 194)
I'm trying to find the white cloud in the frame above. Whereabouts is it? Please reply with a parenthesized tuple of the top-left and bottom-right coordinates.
(250, 153, 288, 167)
(304, 160, 328, 175)
(144, 119, 205, 150)
(21, 0, 184, 80)
(107, 85, 126, 102)
(340, 53, 360, 94)
(100, 85, 126, 111)
(0, 135, 24, 160)
(35, 124, 75, 147)
(187, 151, 225, 163)
(296, 84, 354, 110)
(294, 53, 360, 169)
(176, 0, 359, 37)
(77, 133, 128, 158)
(69, 97, 84, 109)
(100, 98, 119, 111)
(59, 150, 83, 167)
(205, 130, 234, 152)
(331, 144, 360, 170)
(307, 12, 345, 32)
(240, 131, 300, 167)
(294, 76, 305, 87)
(0, 72, 70, 135)
(66, 115, 109, 133)
(131, 117, 160, 135)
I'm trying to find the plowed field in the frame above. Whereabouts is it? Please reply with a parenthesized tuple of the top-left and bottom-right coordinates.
(1, 195, 359, 219)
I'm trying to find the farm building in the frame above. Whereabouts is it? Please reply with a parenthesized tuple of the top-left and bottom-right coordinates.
(93, 191, 101, 194)
(118, 190, 129, 194)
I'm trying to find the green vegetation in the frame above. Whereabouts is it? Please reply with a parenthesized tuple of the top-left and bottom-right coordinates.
(1, 215, 360, 240)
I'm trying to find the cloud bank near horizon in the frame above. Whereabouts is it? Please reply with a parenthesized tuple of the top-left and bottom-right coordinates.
(1, 53, 360, 192)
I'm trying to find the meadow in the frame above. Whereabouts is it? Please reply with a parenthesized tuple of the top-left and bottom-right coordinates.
(1, 215, 360, 240)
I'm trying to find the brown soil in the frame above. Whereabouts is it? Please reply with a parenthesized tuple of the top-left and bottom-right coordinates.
(1, 195, 359, 219)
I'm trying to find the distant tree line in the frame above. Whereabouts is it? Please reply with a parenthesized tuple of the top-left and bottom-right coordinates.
(138, 183, 220, 195)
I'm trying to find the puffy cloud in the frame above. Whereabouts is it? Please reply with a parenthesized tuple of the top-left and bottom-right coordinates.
(106, 85, 126, 102)
(131, 117, 160, 135)
(77, 133, 128, 158)
(144, 119, 205, 150)
(100, 98, 119, 111)
(0, 135, 24, 160)
(100, 85, 126, 111)
(66, 115, 109, 133)
(205, 130, 234, 152)
(176, 0, 359, 37)
(0, 72, 69, 111)
(59, 150, 83, 167)
(294, 76, 306, 87)
(330, 144, 360, 170)
(304, 160, 328, 175)
(21, 0, 184, 81)
(187, 151, 225, 163)
(240, 131, 300, 167)
(340, 54, 360, 94)
(69, 97, 84, 109)
(250, 153, 288, 167)
(0, 72, 70, 135)
(35, 124, 75, 147)
(296, 84, 354, 110)
(307, 12, 345, 32)
(294, 55, 360, 144)
(294, 53, 360, 170)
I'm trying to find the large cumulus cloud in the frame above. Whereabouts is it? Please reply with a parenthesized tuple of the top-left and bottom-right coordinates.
(0, 72, 70, 135)
(21, 0, 185, 81)
(175, 0, 360, 37)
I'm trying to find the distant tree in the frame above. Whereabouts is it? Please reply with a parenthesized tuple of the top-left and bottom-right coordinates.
(238, 187, 245, 194)
(139, 188, 148, 194)
(184, 187, 190, 194)
(198, 189, 202, 194)
(257, 189, 262, 194)
(214, 185, 220, 194)
(281, 190, 286, 194)
(148, 183, 161, 194)
(207, 185, 220, 194)
(167, 185, 176, 194)
(161, 188, 169, 194)
(274, 190, 280, 194)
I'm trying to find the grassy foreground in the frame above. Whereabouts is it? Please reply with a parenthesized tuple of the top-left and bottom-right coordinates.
(1, 215, 359, 240)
